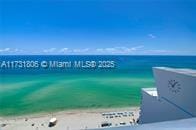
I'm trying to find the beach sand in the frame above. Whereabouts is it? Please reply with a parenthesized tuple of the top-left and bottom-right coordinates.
(0, 107, 139, 130)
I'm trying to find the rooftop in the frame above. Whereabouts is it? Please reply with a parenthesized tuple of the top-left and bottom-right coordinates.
(153, 67, 196, 77)
(142, 88, 158, 97)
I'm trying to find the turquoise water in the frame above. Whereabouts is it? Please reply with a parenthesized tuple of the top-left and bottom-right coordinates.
(0, 55, 196, 116)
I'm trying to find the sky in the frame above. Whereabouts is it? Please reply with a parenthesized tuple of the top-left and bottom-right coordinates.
(0, 0, 196, 55)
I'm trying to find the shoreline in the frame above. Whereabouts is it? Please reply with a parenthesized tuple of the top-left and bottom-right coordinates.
(0, 106, 139, 119)
(0, 107, 140, 130)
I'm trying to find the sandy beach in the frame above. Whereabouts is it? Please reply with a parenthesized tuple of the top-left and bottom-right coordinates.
(0, 107, 139, 130)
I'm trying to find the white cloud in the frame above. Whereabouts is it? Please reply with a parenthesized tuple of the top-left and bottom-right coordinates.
(52, 46, 144, 54)
(148, 34, 156, 39)
(41, 48, 90, 54)
(43, 48, 56, 53)
(0, 46, 184, 55)
(96, 48, 104, 52)
(0, 48, 23, 53)
(59, 48, 69, 53)
(0, 48, 10, 52)
(105, 48, 116, 53)
(143, 49, 178, 55)
(73, 48, 90, 53)
(95, 46, 144, 54)
(13, 48, 23, 53)
(130, 46, 144, 51)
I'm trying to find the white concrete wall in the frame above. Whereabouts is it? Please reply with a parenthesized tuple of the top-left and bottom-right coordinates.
(139, 89, 191, 124)
(153, 68, 196, 116)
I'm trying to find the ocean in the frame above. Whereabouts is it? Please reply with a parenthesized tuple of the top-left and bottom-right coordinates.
(0, 55, 196, 116)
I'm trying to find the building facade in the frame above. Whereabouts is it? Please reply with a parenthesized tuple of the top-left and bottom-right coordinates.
(139, 67, 196, 124)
